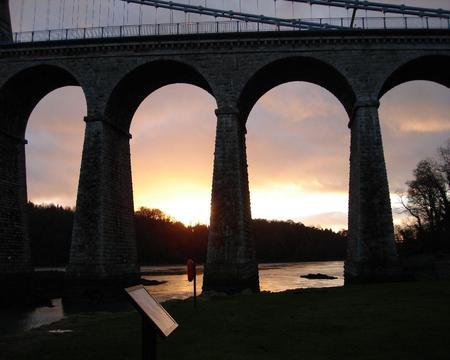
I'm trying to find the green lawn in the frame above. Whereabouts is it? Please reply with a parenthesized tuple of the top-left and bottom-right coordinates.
(1, 280, 450, 360)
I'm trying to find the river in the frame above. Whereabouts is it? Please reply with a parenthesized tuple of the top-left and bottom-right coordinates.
(0, 261, 343, 335)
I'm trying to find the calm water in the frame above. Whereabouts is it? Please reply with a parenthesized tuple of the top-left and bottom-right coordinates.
(143, 261, 344, 302)
(0, 261, 343, 335)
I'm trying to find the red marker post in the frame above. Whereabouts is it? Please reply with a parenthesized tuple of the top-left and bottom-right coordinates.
(187, 259, 197, 308)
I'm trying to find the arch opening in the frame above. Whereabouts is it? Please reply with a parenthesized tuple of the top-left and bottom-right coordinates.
(237, 57, 356, 123)
(130, 83, 216, 265)
(0, 65, 87, 269)
(0, 65, 82, 138)
(26, 86, 87, 207)
(379, 55, 450, 99)
(379, 79, 450, 254)
(26, 86, 86, 267)
(246, 81, 349, 269)
(104, 60, 214, 131)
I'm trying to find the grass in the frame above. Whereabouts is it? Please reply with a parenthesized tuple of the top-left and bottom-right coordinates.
(1, 280, 450, 360)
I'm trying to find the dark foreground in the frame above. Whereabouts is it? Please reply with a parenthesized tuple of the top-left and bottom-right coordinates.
(1, 280, 450, 360)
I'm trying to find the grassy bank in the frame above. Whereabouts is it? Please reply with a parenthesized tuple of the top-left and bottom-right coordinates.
(1, 280, 450, 360)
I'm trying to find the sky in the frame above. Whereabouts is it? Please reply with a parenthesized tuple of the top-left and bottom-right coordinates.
(8, 0, 450, 231)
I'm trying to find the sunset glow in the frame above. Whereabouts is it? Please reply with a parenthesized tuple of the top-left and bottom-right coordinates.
(134, 183, 211, 226)
(25, 80, 449, 231)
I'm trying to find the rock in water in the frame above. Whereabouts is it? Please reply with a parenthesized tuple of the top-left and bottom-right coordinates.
(300, 273, 338, 280)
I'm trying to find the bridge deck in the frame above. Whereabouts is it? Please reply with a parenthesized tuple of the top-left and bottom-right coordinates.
(4, 17, 450, 45)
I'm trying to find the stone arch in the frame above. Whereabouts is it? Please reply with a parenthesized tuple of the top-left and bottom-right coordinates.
(378, 55, 450, 99)
(237, 56, 356, 123)
(104, 59, 215, 131)
(0, 64, 87, 282)
(0, 64, 87, 138)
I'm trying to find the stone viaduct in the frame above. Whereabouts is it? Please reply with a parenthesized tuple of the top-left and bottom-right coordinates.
(0, 8, 449, 294)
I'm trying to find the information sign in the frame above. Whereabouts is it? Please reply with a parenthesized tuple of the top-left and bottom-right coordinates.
(125, 285, 178, 337)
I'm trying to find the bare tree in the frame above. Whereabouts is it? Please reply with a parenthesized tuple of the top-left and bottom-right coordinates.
(400, 139, 450, 253)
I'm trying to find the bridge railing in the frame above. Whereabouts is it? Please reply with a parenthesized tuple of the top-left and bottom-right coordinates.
(10, 17, 450, 44)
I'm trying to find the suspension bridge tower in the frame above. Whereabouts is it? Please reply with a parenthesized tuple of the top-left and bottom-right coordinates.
(0, 0, 11, 42)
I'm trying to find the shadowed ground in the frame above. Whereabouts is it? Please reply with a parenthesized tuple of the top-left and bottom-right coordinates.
(1, 280, 450, 360)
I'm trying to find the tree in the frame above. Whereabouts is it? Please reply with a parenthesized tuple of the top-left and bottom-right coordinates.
(399, 140, 450, 254)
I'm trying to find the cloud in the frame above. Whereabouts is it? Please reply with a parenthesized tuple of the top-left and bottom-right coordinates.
(131, 85, 216, 220)
(247, 82, 350, 193)
(26, 87, 86, 206)
(380, 81, 450, 192)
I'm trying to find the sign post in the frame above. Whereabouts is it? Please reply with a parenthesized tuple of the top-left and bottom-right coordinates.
(125, 285, 178, 360)
(142, 318, 157, 360)
(187, 259, 197, 308)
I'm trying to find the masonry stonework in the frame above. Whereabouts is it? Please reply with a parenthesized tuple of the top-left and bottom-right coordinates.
(66, 117, 139, 284)
(203, 106, 259, 293)
(0, 29, 449, 293)
(346, 100, 400, 283)
(0, 133, 30, 276)
(0, 0, 11, 43)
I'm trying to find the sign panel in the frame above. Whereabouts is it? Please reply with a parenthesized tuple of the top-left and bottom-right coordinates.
(125, 285, 178, 337)
(187, 259, 195, 282)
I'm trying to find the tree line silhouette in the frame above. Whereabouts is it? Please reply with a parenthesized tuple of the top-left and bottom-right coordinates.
(27, 204, 346, 266)
(396, 139, 450, 255)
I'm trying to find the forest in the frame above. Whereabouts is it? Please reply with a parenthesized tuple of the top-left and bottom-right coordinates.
(27, 203, 346, 266)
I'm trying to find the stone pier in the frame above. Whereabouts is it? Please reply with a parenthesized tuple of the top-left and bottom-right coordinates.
(0, 0, 12, 43)
(0, 131, 32, 304)
(65, 117, 139, 298)
(345, 98, 399, 283)
(203, 106, 259, 293)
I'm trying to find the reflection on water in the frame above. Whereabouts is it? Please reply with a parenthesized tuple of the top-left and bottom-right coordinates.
(142, 261, 344, 302)
(0, 298, 64, 335)
(0, 261, 343, 335)
(259, 261, 343, 292)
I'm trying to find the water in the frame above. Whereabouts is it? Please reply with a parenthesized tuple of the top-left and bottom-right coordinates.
(142, 261, 344, 302)
(0, 261, 343, 335)
(0, 298, 64, 335)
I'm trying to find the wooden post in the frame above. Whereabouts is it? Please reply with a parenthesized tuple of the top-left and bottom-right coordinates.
(142, 318, 157, 360)
(193, 265, 197, 308)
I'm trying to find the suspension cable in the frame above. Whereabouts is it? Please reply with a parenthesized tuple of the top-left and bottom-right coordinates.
(119, 0, 346, 30)
(85, 0, 89, 27)
(113, 0, 117, 25)
(71, 0, 75, 27)
(107, 0, 111, 26)
(76, 0, 81, 27)
(126, 1, 130, 25)
(62, 0, 66, 28)
(285, 0, 450, 19)
(123, 0, 126, 25)
(91, 0, 96, 27)
(33, 0, 37, 30)
(46, 0, 50, 30)
(19, 0, 24, 32)
(99, 0, 103, 26)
